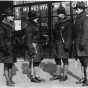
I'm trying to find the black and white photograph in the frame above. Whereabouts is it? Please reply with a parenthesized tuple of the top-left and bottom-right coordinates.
(0, 0, 88, 88)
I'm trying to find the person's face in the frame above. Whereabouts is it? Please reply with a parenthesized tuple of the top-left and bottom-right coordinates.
(58, 13, 65, 19)
(7, 16, 14, 22)
(75, 8, 83, 14)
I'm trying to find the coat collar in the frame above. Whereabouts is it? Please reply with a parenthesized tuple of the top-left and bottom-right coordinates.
(58, 17, 70, 24)
(76, 11, 86, 19)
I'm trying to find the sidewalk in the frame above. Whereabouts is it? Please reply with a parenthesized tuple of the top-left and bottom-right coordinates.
(0, 58, 88, 88)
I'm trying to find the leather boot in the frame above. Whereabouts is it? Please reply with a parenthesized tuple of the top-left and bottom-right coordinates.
(30, 75, 41, 83)
(34, 66, 44, 82)
(6, 81, 15, 86)
(50, 65, 62, 80)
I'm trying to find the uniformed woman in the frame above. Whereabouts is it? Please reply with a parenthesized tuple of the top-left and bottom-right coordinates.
(0, 9, 16, 86)
(51, 5, 72, 81)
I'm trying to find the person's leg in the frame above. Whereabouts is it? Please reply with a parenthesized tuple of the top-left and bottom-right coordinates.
(61, 58, 68, 81)
(30, 61, 43, 82)
(50, 57, 62, 80)
(33, 62, 41, 78)
(80, 57, 88, 86)
(8, 63, 15, 84)
(4, 63, 10, 82)
(27, 43, 43, 82)
(33, 57, 44, 79)
(4, 63, 15, 86)
(55, 57, 62, 76)
(29, 57, 43, 82)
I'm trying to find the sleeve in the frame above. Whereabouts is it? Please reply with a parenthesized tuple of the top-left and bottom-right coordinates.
(64, 23, 72, 51)
(81, 18, 88, 46)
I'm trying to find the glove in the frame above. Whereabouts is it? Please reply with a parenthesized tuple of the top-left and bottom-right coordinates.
(64, 47, 69, 52)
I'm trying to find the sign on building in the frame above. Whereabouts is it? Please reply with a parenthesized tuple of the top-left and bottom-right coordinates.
(14, 20, 21, 31)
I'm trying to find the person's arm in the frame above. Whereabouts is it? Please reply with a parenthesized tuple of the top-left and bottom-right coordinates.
(80, 19, 88, 46)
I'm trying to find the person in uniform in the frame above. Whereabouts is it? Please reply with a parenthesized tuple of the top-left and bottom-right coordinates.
(73, 1, 88, 86)
(26, 11, 44, 82)
(0, 9, 16, 86)
(51, 5, 72, 81)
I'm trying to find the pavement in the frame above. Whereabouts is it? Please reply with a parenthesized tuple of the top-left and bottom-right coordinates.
(0, 58, 88, 88)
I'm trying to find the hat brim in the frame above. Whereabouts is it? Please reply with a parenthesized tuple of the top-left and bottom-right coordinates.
(73, 6, 87, 9)
(1, 13, 14, 18)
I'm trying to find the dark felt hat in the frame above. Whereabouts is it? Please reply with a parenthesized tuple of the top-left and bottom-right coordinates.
(57, 6, 66, 15)
(73, 1, 86, 9)
(1, 7, 14, 18)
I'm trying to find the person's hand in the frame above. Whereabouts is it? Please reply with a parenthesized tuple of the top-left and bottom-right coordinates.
(64, 47, 69, 52)
(79, 45, 84, 51)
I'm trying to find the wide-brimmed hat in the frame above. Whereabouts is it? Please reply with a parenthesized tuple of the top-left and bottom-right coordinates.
(73, 1, 86, 9)
(1, 7, 14, 19)
(0, 1, 13, 17)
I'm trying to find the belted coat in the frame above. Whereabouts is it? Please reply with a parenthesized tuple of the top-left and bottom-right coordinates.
(53, 17, 72, 58)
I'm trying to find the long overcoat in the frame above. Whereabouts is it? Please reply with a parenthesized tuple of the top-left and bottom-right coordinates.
(0, 21, 16, 63)
(74, 11, 88, 57)
(21, 19, 41, 62)
(53, 17, 72, 59)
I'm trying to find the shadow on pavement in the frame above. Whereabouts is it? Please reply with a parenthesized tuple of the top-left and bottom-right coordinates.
(19, 60, 81, 81)
(40, 62, 81, 81)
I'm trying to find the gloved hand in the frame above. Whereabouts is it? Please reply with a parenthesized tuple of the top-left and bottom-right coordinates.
(64, 47, 69, 52)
